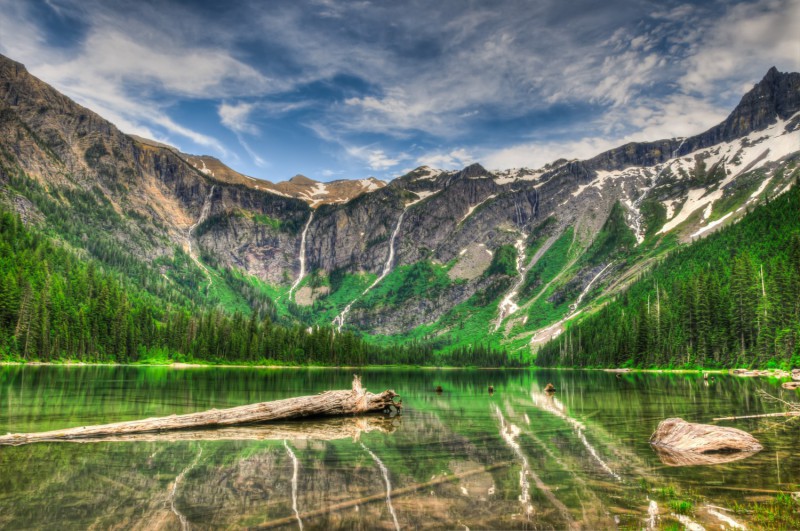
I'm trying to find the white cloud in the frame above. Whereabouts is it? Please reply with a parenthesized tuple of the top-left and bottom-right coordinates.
(1, 0, 796, 178)
(482, 137, 616, 171)
(58, 30, 271, 99)
(679, 0, 800, 95)
(0, 1, 274, 156)
(481, 91, 734, 170)
(346, 145, 403, 170)
(417, 148, 474, 169)
(219, 102, 259, 134)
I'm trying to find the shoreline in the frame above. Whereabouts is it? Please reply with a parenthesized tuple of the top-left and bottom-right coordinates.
(0, 361, 521, 370)
(0, 361, 794, 377)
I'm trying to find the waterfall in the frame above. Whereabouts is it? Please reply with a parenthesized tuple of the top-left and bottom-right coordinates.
(189, 185, 216, 238)
(569, 261, 613, 313)
(333, 206, 409, 332)
(360, 443, 400, 531)
(494, 234, 528, 331)
(289, 212, 314, 301)
(187, 186, 216, 291)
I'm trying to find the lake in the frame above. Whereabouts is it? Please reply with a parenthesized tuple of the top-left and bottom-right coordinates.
(0, 366, 798, 529)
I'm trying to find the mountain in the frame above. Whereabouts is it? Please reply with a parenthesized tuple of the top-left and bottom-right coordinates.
(535, 184, 800, 368)
(0, 50, 798, 363)
(131, 136, 387, 207)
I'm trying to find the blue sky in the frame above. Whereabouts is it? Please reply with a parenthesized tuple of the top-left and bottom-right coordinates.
(0, 0, 797, 182)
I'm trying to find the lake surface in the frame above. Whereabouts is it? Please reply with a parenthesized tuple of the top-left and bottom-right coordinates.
(0, 366, 798, 530)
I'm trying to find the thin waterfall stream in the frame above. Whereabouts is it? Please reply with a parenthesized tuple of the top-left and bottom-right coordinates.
(289, 211, 314, 301)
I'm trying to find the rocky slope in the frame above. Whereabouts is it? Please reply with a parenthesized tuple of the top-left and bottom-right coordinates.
(159, 141, 388, 208)
(0, 50, 798, 354)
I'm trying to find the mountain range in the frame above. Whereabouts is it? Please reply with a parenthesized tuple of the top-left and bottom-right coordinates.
(0, 51, 798, 360)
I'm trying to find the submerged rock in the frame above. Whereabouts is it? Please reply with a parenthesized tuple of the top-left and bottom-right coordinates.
(649, 418, 762, 466)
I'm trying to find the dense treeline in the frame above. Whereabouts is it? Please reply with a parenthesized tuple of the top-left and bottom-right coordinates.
(536, 182, 800, 369)
(0, 205, 518, 366)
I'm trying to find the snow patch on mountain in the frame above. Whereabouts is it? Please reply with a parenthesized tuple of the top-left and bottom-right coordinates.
(409, 189, 439, 204)
(360, 179, 381, 192)
(194, 159, 214, 177)
(663, 199, 678, 220)
(460, 194, 498, 223)
(659, 187, 724, 234)
(411, 166, 442, 181)
(691, 212, 733, 238)
(493, 168, 545, 185)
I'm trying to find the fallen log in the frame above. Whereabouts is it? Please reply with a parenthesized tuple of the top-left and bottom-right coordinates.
(649, 418, 762, 467)
(0, 376, 399, 445)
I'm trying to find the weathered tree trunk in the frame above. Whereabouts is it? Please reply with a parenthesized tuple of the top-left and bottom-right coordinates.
(0, 376, 399, 445)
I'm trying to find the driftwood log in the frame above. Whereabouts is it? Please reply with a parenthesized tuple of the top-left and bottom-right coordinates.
(649, 418, 762, 467)
(0, 376, 399, 446)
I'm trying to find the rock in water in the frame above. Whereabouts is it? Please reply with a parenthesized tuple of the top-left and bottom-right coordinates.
(649, 418, 762, 466)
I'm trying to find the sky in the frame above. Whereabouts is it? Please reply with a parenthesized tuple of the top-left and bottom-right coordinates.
(0, 0, 798, 183)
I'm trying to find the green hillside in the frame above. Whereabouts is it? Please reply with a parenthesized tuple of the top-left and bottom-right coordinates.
(0, 200, 519, 367)
(536, 180, 800, 369)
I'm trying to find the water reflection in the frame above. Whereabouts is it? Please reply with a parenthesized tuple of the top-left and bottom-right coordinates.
(170, 446, 203, 531)
(530, 389, 621, 481)
(0, 366, 799, 529)
(492, 404, 534, 521)
(651, 444, 760, 467)
(360, 442, 400, 531)
(0, 415, 399, 445)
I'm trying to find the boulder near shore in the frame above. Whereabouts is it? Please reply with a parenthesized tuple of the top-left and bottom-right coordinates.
(649, 418, 762, 466)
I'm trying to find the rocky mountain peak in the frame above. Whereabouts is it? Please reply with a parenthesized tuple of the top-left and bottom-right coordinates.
(702, 67, 800, 145)
(0, 54, 27, 78)
(289, 174, 317, 185)
(459, 163, 489, 178)
(764, 65, 780, 80)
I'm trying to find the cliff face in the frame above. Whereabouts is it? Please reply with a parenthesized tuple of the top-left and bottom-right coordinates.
(0, 54, 308, 283)
(1, 52, 798, 342)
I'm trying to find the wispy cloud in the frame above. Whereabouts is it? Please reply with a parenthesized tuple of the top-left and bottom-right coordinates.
(219, 102, 259, 134)
(417, 148, 474, 170)
(346, 145, 405, 171)
(678, 0, 800, 96)
(0, 0, 796, 179)
(0, 0, 271, 155)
